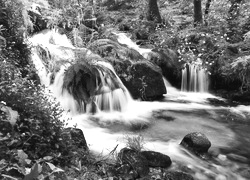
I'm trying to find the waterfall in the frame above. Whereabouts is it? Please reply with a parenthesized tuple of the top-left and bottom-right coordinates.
(181, 63, 209, 92)
(114, 32, 152, 58)
(28, 29, 132, 114)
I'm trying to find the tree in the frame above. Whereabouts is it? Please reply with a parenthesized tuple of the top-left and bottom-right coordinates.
(146, 0, 162, 23)
(193, 0, 203, 27)
(204, 0, 212, 26)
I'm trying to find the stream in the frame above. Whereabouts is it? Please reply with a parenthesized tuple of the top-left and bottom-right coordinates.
(29, 29, 250, 180)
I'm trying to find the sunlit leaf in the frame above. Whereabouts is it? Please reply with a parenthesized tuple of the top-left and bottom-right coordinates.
(46, 162, 64, 172)
(0, 105, 19, 126)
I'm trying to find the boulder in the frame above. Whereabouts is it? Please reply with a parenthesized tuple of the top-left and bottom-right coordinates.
(118, 23, 131, 32)
(148, 48, 181, 88)
(61, 128, 88, 150)
(88, 38, 167, 100)
(121, 61, 167, 100)
(141, 151, 172, 168)
(63, 63, 121, 107)
(163, 171, 194, 180)
(118, 148, 149, 178)
(180, 132, 211, 157)
(135, 29, 149, 40)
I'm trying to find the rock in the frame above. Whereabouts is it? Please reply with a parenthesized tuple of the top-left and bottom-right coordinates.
(180, 132, 211, 157)
(118, 148, 149, 178)
(141, 151, 172, 168)
(88, 38, 167, 100)
(121, 61, 166, 100)
(135, 30, 149, 40)
(118, 23, 130, 31)
(147, 48, 181, 88)
(61, 128, 88, 150)
(28, 7, 47, 34)
(116, 164, 131, 174)
(163, 171, 194, 180)
(63, 63, 121, 108)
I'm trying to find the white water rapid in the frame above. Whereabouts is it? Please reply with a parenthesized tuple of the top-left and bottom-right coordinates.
(29, 30, 250, 180)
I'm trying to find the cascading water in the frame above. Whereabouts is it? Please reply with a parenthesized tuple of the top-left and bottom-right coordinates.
(181, 63, 209, 92)
(29, 30, 250, 180)
(29, 29, 131, 114)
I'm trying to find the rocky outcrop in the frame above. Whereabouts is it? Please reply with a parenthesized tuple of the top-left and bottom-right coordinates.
(118, 148, 149, 178)
(121, 61, 167, 100)
(141, 151, 172, 168)
(61, 128, 88, 150)
(147, 47, 182, 88)
(180, 132, 211, 158)
(63, 63, 121, 106)
(88, 38, 167, 100)
(116, 148, 174, 179)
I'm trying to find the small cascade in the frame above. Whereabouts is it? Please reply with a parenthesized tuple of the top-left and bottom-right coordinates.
(181, 63, 209, 92)
(114, 32, 152, 58)
(29, 29, 132, 114)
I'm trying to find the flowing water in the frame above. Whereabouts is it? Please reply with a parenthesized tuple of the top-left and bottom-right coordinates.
(181, 63, 209, 92)
(29, 30, 250, 180)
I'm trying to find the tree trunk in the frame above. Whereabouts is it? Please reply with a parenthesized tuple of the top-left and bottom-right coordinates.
(204, 0, 212, 26)
(146, 0, 162, 23)
(193, 0, 203, 27)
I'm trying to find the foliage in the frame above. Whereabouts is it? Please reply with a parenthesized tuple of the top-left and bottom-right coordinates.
(0, 59, 88, 179)
(1, 0, 250, 178)
(0, 0, 32, 76)
(125, 134, 145, 152)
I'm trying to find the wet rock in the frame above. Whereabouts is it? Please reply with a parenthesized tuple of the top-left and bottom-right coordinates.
(135, 30, 149, 40)
(118, 148, 149, 178)
(122, 61, 166, 100)
(63, 63, 121, 110)
(163, 171, 194, 180)
(116, 164, 131, 174)
(180, 132, 211, 157)
(147, 48, 181, 88)
(141, 151, 172, 168)
(118, 23, 130, 31)
(61, 128, 88, 150)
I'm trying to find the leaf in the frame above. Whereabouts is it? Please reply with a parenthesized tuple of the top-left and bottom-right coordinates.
(43, 156, 53, 161)
(1, 105, 19, 126)
(17, 150, 28, 159)
(0, 35, 6, 47)
(24, 163, 41, 180)
(46, 162, 64, 172)
(17, 150, 28, 166)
